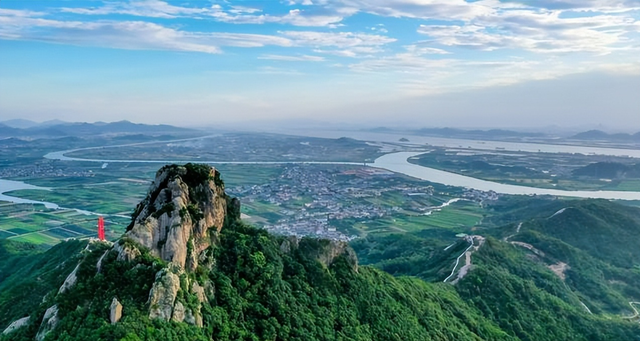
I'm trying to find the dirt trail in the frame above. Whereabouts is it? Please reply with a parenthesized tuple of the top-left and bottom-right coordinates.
(548, 262, 569, 280)
(624, 302, 640, 319)
(444, 235, 485, 284)
(503, 222, 522, 242)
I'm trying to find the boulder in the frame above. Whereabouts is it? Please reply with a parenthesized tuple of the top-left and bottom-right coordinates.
(110, 298, 123, 324)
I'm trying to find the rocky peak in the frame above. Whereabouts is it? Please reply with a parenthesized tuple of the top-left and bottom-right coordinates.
(283, 237, 358, 272)
(124, 163, 239, 271)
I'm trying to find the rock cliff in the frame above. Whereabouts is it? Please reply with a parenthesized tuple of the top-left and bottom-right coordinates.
(116, 164, 240, 324)
(124, 163, 238, 271)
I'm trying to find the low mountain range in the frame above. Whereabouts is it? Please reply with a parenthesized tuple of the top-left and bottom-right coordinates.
(569, 130, 640, 141)
(573, 162, 640, 178)
(0, 120, 198, 138)
(365, 127, 545, 139)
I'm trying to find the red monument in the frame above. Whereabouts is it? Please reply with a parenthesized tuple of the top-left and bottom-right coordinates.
(98, 216, 105, 241)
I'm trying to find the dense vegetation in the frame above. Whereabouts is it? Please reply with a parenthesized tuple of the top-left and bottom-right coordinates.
(2, 222, 515, 341)
(0, 239, 86, 328)
(353, 198, 640, 340)
(572, 162, 640, 179)
(3, 188, 640, 341)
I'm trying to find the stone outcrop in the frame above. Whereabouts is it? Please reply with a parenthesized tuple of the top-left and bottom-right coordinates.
(110, 298, 123, 324)
(36, 305, 59, 341)
(114, 164, 242, 325)
(191, 282, 207, 304)
(113, 240, 141, 262)
(58, 264, 80, 294)
(289, 237, 358, 271)
(96, 250, 110, 273)
(315, 240, 358, 271)
(185, 308, 203, 327)
(125, 164, 237, 271)
(171, 301, 186, 323)
(2, 316, 29, 335)
(148, 269, 181, 321)
(279, 236, 299, 254)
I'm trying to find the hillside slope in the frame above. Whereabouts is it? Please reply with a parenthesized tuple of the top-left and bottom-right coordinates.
(2, 166, 640, 341)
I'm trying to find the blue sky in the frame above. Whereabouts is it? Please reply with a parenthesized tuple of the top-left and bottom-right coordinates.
(1, 0, 639, 129)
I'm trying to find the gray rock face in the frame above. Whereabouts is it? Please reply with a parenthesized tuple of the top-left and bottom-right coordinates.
(58, 264, 80, 294)
(117, 164, 243, 327)
(110, 298, 123, 324)
(36, 305, 59, 341)
(126, 165, 231, 271)
(295, 238, 358, 272)
(184, 308, 203, 327)
(2, 316, 29, 335)
(171, 301, 186, 323)
(96, 250, 110, 273)
(280, 236, 299, 254)
(191, 282, 207, 304)
(114, 242, 141, 262)
(148, 270, 181, 321)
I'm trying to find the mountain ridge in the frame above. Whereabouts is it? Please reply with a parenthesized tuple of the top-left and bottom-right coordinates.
(0, 120, 198, 138)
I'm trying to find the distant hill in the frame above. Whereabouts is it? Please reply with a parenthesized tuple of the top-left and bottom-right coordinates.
(572, 162, 640, 178)
(569, 129, 640, 141)
(414, 127, 544, 139)
(0, 119, 40, 129)
(0, 124, 22, 136)
(362, 127, 545, 139)
(0, 119, 68, 129)
(0, 120, 199, 138)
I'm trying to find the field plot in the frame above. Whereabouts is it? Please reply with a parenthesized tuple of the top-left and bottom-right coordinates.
(217, 164, 282, 187)
(5, 177, 148, 215)
(66, 133, 383, 163)
(241, 201, 284, 224)
(0, 202, 128, 246)
(337, 200, 483, 237)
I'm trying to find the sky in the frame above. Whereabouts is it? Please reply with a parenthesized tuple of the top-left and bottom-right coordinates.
(1, 0, 639, 130)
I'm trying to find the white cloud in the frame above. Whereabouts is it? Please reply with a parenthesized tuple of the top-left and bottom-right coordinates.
(0, 16, 221, 53)
(259, 54, 325, 61)
(61, 0, 347, 27)
(517, 0, 640, 12)
(210, 7, 345, 27)
(417, 9, 640, 54)
(0, 10, 396, 54)
(0, 8, 46, 17)
(61, 0, 207, 18)
(404, 45, 451, 55)
(228, 6, 263, 15)
(313, 46, 384, 58)
(0, 14, 299, 53)
(333, 0, 497, 20)
(346, 44, 596, 96)
(281, 31, 396, 48)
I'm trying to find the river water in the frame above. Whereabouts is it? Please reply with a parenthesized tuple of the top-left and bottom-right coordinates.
(34, 131, 640, 201)
(0, 179, 61, 209)
(292, 130, 640, 158)
(373, 152, 640, 200)
(0, 179, 115, 216)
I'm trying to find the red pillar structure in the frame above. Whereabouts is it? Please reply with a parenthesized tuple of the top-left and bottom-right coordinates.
(98, 216, 105, 241)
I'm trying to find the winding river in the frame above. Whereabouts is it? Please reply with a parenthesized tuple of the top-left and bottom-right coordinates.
(14, 133, 640, 201)
(373, 152, 640, 200)
(0, 179, 59, 209)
